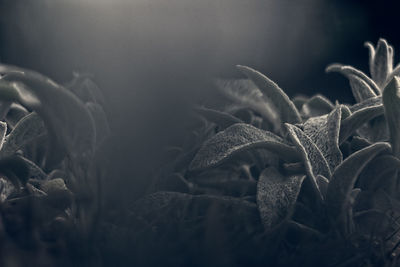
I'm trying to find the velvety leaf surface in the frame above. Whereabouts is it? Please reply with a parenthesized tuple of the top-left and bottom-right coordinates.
(189, 123, 300, 171)
(300, 94, 334, 118)
(348, 74, 377, 102)
(325, 142, 391, 235)
(257, 167, 305, 230)
(0, 121, 6, 150)
(195, 107, 242, 130)
(215, 79, 278, 128)
(237, 65, 302, 124)
(285, 123, 330, 201)
(303, 106, 342, 172)
(326, 64, 381, 95)
(382, 76, 400, 157)
(349, 96, 382, 113)
(0, 112, 45, 157)
(368, 39, 391, 88)
(339, 104, 384, 144)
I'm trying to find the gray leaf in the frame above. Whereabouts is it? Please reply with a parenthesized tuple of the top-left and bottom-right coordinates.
(195, 106, 242, 131)
(256, 167, 305, 230)
(189, 123, 300, 171)
(326, 142, 391, 235)
(303, 106, 342, 172)
(348, 74, 377, 102)
(383, 76, 400, 157)
(300, 94, 335, 118)
(237, 65, 302, 125)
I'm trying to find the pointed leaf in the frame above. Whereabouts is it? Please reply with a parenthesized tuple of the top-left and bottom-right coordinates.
(326, 64, 381, 95)
(349, 96, 382, 113)
(339, 104, 384, 144)
(237, 65, 302, 124)
(0, 112, 45, 157)
(285, 124, 330, 202)
(371, 38, 391, 88)
(326, 142, 391, 235)
(189, 123, 300, 171)
(257, 167, 305, 230)
(216, 79, 278, 128)
(303, 106, 342, 171)
(195, 106, 242, 130)
(383, 76, 400, 157)
(348, 74, 377, 102)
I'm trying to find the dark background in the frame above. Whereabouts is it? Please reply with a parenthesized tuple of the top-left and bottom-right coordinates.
(0, 0, 399, 200)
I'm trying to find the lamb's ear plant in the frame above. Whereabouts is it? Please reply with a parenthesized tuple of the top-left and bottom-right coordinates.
(124, 38, 400, 266)
(0, 64, 109, 266)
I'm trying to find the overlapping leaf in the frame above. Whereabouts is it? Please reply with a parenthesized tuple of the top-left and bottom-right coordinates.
(382, 76, 400, 158)
(236, 65, 302, 125)
(0, 65, 96, 162)
(303, 106, 342, 172)
(189, 123, 300, 171)
(285, 123, 330, 201)
(257, 167, 305, 230)
(365, 39, 392, 88)
(325, 142, 391, 235)
(300, 94, 335, 118)
(326, 64, 381, 95)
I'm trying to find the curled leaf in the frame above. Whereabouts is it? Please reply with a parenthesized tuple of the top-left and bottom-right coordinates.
(383, 76, 400, 158)
(189, 123, 300, 171)
(237, 65, 302, 125)
(326, 142, 391, 235)
(326, 64, 380, 95)
(339, 104, 384, 144)
(257, 167, 305, 230)
(348, 74, 377, 102)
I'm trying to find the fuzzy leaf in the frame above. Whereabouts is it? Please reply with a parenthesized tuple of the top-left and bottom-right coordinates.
(0, 65, 96, 163)
(370, 39, 391, 88)
(301, 94, 335, 118)
(195, 106, 242, 130)
(0, 121, 6, 151)
(303, 106, 342, 171)
(216, 79, 278, 128)
(383, 76, 400, 157)
(257, 167, 305, 230)
(285, 124, 330, 202)
(349, 96, 382, 113)
(339, 104, 384, 143)
(237, 65, 302, 124)
(189, 123, 300, 171)
(348, 74, 377, 102)
(326, 142, 391, 235)
(326, 64, 381, 95)
(0, 112, 45, 158)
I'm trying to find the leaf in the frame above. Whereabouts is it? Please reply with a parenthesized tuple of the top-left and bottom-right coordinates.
(368, 39, 391, 88)
(348, 74, 377, 102)
(0, 112, 45, 158)
(0, 65, 96, 163)
(303, 106, 342, 172)
(325, 142, 391, 235)
(339, 104, 384, 144)
(0, 177, 15, 202)
(195, 106, 242, 130)
(236, 65, 302, 124)
(216, 79, 278, 128)
(17, 155, 47, 180)
(285, 123, 330, 201)
(316, 175, 329, 198)
(189, 123, 300, 171)
(326, 64, 381, 95)
(300, 94, 335, 118)
(256, 167, 305, 230)
(349, 96, 382, 113)
(383, 76, 400, 158)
